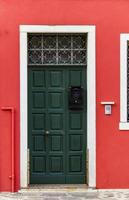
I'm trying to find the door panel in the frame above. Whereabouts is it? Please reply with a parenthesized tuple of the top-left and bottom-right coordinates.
(66, 68, 86, 183)
(69, 70, 83, 85)
(28, 66, 86, 184)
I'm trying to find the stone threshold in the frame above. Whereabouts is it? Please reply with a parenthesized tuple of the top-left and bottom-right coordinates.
(19, 184, 94, 193)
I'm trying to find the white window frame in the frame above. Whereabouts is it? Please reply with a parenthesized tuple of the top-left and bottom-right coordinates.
(119, 34, 129, 130)
(20, 25, 96, 188)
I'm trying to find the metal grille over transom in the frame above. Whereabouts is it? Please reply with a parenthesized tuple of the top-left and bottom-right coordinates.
(28, 34, 87, 65)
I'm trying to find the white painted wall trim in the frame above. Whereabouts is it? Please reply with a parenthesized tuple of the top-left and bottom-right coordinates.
(119, 122, 129, 130)
(20, 32, 28, 187)
(20, 25, 95, 33)
(20, 25, 96, 188)
(119, 34, 129, 130)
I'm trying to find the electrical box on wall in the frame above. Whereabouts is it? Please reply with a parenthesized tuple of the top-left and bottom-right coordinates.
(101, 102, 115, 115)
(105, 105, 111, 115)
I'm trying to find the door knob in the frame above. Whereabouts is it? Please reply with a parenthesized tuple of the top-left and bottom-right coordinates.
(45, 130, 50, 135)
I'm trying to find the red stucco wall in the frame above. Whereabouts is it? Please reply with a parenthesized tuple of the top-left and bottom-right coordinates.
(0, 0, 129, 191)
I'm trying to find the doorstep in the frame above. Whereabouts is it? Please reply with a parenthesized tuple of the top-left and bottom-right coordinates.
(19, 184, 94, 193)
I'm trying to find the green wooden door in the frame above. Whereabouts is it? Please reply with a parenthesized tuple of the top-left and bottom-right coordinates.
(28, 66, 86, 184)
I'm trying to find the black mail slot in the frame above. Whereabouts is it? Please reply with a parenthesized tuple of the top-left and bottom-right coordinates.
(69, 86, 84, 110)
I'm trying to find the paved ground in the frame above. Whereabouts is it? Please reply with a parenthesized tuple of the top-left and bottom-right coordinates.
(1, 189, 129, 200)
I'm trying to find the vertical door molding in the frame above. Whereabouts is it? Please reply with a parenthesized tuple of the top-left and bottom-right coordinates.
(87, 28, 96, 187)
(20, 25, 96, 188)
(20, 32, 28, 187)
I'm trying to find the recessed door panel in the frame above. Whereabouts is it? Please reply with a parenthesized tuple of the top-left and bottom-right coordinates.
(33, 92, 45, 109)
(50, 114, 63, 130)
(49, 92, 63, 108)
(50, 135, 63, 151)
(33, 71, 46, 87)
(70, 113, 83, 130)
(69, 135, 82, 151)
(32, 114, 45, 130)
(69, 70, 82, 86)
(32, 156, 46, 173)
(49, 156, 63, 173)
(49, 70, 63, 87)
(69, 155, 82, 172)
(33, 135, 46, 151)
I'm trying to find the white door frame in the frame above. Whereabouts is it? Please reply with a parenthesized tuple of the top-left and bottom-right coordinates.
(20, 25, 96, 188)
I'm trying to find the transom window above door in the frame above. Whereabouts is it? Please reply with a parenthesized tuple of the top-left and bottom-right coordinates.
(28, 34, 87, 65)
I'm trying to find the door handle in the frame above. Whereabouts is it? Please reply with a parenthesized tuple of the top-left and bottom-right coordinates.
(45, 130, 50, 135)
